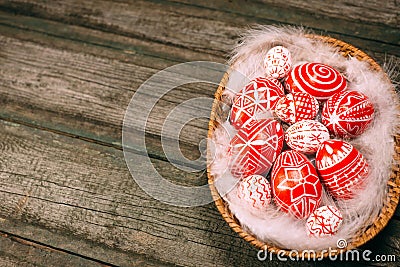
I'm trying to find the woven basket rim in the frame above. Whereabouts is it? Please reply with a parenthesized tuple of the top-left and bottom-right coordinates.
(207, 34, 400, 257)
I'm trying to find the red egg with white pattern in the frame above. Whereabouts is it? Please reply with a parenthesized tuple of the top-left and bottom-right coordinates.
(230, 77, 285, 129)
(285, 62, 347, 101)
(306, 205, 343, 237)
(237, 175, 272, 211)
(264, 46, 292, 79)
(316, 139, 369, 199)
(322, 90, 375, 138)
(229, 118, 284, 178)
(285, 120, 330, 154)
(271, 150, 322, 219)
(274, 92, 319, 124)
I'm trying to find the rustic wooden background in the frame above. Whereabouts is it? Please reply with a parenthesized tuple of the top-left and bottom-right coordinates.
(0, 0, 399, 266)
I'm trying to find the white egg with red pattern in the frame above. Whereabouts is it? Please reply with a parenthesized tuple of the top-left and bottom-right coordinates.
(237, 175, 272, 211)
(306, 205, 343, 237)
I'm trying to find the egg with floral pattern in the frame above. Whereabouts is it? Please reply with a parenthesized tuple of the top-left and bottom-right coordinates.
(285, 120, 330, 154)
(271, 150, 322, 219)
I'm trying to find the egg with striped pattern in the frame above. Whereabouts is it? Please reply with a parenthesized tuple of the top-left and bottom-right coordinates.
(316, 139, 369, 199)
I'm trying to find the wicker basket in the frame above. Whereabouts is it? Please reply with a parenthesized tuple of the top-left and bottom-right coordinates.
(207, 35, 400, 257)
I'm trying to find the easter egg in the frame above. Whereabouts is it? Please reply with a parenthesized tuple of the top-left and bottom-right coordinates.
(285, 120, 330, 154)
(237, 175, 272, 210)
(316, 139, 369, 199)
(306, 205, 343, 237)
(229, 118, 284, 178)
(230, 77, 284, 129)
(285, 62, 347, 101)
(322, 90, 375, 138)
(271, 150, 322, 219)
(274, 92, 319, 124)
(264, 46, 292, 79)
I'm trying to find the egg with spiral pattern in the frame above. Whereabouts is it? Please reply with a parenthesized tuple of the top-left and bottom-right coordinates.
(285, 62, 347, 101)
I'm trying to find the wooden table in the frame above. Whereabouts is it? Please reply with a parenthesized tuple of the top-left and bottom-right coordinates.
(0, 1, 399, 266)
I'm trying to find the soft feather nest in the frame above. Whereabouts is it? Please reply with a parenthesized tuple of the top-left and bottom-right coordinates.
(209, 26, 399, 250)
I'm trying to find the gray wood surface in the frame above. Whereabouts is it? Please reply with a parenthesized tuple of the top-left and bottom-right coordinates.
(0, 231, 105, 267)
(0, 0, 399, 266)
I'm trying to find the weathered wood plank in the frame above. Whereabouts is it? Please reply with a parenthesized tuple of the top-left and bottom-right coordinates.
(0, 0, 398, 57)
(0, 12, 398, 155)
(166, 0, 400, 56)
(174, 0, 399, 28)
(0, 225, 176, 267)
(0, 119, 257, 267)
(0, 119, 399, 266)
(0, 10, 221, 65)
(0, 231, 107, 267)
(259, 0, 399, 27)
(0, 32, 218, 164)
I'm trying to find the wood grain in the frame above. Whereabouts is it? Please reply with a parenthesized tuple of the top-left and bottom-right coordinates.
(0, 119, 399, 266)
(0, 232, 106, 267)
(0, 0, 398, 57)
(0, 31, 218, 166)
(259, 0, 399, 27)
(0, 11, 398, 161)
(0, 0, 399, 266)
(0, 119, 288, 267)
(175, 0, 399, 27)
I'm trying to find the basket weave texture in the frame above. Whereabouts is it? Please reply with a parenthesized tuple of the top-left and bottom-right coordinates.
(207, 35, 400, 257)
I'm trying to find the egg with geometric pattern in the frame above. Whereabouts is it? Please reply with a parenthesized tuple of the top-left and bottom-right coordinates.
(229, 118, 284, 178)
(271, 150, 322, 219)
(316, 139, 369, 199)
(274, 92, 319, 124)
(322, 90, 375, 138)
(230, 77, 285, 130)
